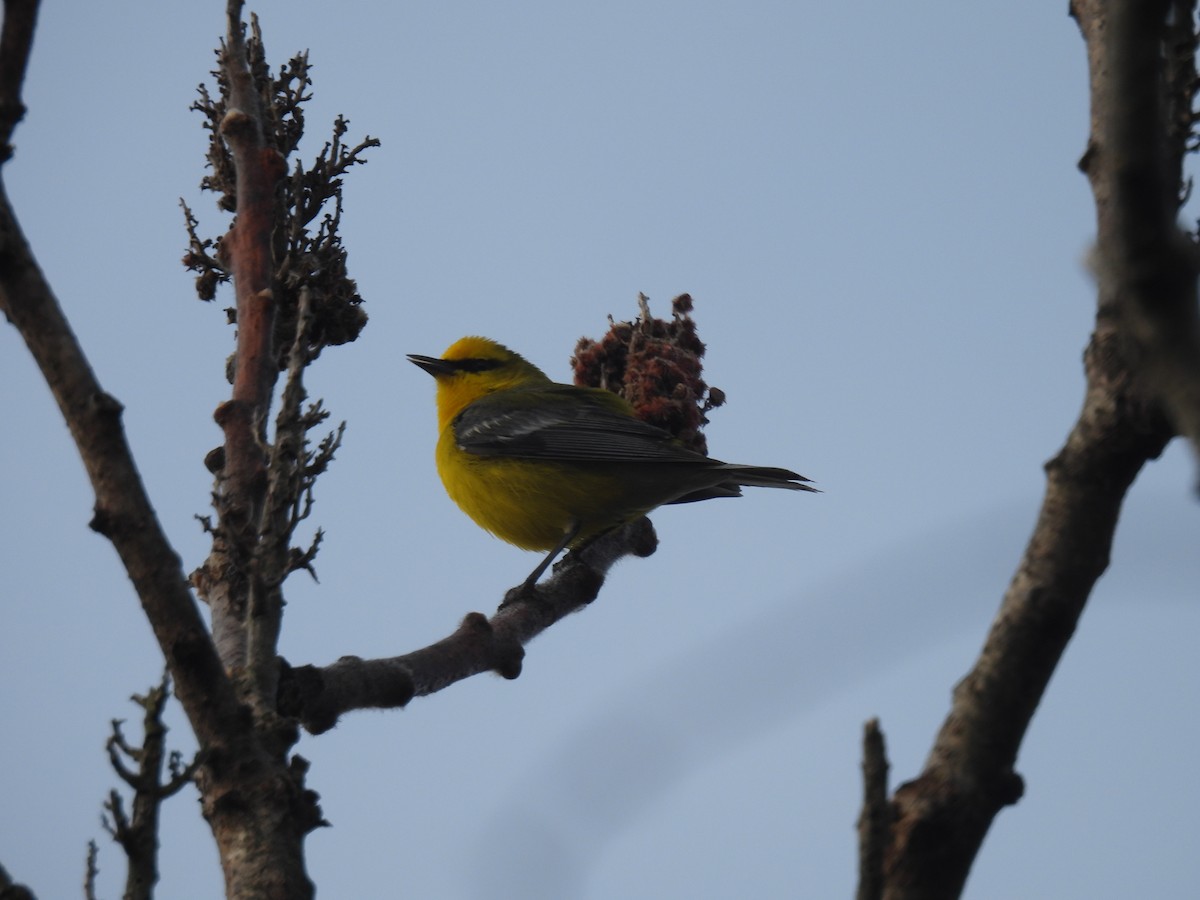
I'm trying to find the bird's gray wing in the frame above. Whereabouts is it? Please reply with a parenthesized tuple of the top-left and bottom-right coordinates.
(452, 387, 710, 464)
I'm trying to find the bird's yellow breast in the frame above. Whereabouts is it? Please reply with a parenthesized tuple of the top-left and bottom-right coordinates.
(434, 426, 656, 551)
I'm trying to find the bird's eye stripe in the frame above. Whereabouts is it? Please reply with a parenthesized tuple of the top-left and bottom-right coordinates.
(451, 358, 505, 373)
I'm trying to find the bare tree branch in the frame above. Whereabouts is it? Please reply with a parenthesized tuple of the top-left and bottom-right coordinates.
(279, 519, 657, 733)
(197, 4, 289, 679)
(1088, 0, 1200, 464)
(3, 3, 327, 896)
(249, 287, 329, 699)
(0, 0, 39, 162)
(862, 3, 1182, 896)
(856, 719, 890, 900)
(0, 23, 246, 776)
(189, 5, 371, 709)
(100, 673, 201, 900)
(877, 323, 1170, 900)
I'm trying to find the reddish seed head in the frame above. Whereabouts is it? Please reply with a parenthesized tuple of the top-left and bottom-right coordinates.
(571, 293, 723, 455)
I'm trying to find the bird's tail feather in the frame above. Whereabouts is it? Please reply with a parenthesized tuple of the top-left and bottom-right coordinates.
(667, 464, 819, 504)
(725, 464, 819, 492)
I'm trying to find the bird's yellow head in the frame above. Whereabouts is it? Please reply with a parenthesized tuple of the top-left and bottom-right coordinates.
(408, 336, 552, 429)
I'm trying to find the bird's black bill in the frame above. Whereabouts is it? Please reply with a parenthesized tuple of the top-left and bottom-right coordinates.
(407, 354, 457, 377)
(408, 353, 507, 377)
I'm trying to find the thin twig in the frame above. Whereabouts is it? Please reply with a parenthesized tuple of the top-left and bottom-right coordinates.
(83, 842, 99, 900)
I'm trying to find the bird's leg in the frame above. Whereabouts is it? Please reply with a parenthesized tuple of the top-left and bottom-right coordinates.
(516, 519, 581, 594)
(501, 520, 583, 608)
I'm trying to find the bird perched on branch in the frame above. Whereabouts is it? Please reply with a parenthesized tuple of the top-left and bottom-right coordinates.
(409, 336, 816, 589)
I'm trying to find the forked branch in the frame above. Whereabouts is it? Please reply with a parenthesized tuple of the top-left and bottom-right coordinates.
(101, 673, 199, 900)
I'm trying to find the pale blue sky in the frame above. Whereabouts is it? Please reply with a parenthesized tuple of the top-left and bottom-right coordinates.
(3, 2, 1197, 898)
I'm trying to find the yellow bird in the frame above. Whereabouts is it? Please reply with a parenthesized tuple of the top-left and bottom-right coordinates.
(409, 336, 816, 588)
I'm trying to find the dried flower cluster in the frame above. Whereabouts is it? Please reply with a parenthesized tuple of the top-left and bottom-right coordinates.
(181, 16, 375, 369)
(572, 292, 725, 455)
